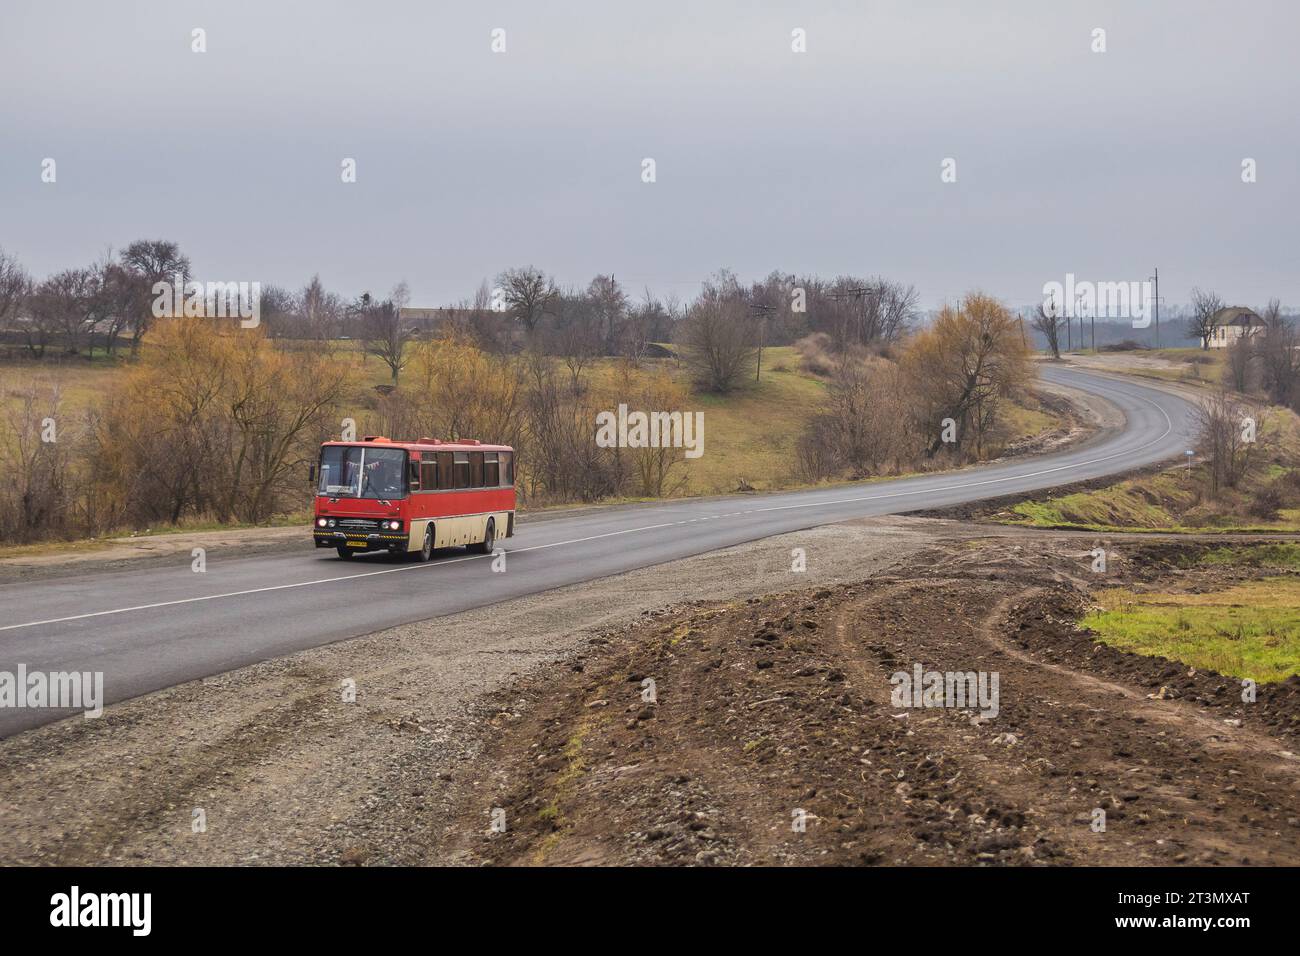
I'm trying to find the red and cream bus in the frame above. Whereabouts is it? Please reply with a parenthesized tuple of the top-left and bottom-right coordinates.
(311, 437, 515, 560)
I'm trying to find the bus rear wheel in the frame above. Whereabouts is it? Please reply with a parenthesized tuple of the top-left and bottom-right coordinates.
(470, 518, 495, 555)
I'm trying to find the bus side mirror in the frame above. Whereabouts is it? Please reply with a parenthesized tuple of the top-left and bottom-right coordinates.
(309, 465, 317, 482)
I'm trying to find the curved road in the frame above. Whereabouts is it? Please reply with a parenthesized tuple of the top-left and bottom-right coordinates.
(0, 366, 1197, 736)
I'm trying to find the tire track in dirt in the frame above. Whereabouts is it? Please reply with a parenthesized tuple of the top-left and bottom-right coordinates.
(438, 541, 1300, 866)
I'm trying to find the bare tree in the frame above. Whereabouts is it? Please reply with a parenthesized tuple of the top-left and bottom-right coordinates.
(1224, 333, 1255, 393)
(545, 288, 602, 391)
(817, 276, 919, 351)
(93, 259, 144, 355)
(1030, 301, 1064, 359)
(356, 287, 411, 382)
(497, 266, 556, 335)
(28, 268, 100, 356)
(1261, 298, 1284, 331)
(120, 239, 191, 353)
(0, 248, 30, 337)
(448, 279, 511, 353)
(257, 284, 298, 338)
(1257, 310, 1299, 409)
(1185, 287, 1224, 350)
(586, 274, 627, 355)
(620, 287, 667, 363)
(870, 280, 920, 343)
(17, 293, 58, 358)
(807, 358, 910, 476)
(675, 275, 757, 393)
(299, 274, 345, 340)
(520, 352, 623, 502)
(1195, 389, 1262, 495)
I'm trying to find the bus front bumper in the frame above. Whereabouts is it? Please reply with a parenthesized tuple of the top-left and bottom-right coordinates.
(314, 531, 409, 553)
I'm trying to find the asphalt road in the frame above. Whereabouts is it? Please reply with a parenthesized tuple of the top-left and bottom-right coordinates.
(0, 365, 1197, 737)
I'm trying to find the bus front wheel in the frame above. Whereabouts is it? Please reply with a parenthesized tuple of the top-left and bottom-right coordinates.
(336, 546, 354, 560)
(416, 526, 434, 562)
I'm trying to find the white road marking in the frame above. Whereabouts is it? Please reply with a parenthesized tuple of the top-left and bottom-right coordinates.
(0, 521, 681, 632)
(0, 377, 1177, 634)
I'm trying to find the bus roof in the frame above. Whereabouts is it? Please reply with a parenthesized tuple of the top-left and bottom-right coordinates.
(320, 438, 514, 453)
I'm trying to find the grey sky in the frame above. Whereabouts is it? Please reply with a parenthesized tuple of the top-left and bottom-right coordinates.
(2, 0, 1296, 310)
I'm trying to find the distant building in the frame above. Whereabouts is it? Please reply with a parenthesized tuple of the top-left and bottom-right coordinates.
(398, 307, 461, 336)
(1203, 306, 1265, 349)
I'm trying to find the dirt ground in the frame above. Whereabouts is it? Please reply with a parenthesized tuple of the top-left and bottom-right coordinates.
(434, 538, 1300, 867)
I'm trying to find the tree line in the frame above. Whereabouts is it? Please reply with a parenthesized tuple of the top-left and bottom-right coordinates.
(1, 244, 920, 387)
(2, 239, 1046, 545)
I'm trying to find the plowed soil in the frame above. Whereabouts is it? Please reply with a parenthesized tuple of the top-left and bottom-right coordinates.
(438, 541, 1300, 866)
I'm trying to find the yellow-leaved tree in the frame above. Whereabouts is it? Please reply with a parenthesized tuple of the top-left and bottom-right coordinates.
(92, 318, 352, 526)
(900, 293, 1031, 460)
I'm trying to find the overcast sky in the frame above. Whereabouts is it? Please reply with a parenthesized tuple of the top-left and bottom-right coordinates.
(2, 0, 1296, 310)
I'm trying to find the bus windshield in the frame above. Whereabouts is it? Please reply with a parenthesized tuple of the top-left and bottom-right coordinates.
(318, 446, 407, 499)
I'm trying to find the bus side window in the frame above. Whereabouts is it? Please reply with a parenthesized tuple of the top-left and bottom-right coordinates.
(438, 452, 455, 490)
(420, 459, 437, 491)
(484, 452, 499, 487)
(453, 452, 471, 489)
(500, 451, 514, 486)
(408, 458, 420, 492)
(469, 452, 484, 487)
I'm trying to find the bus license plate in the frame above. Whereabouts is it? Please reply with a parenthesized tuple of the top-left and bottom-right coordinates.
(347, 541, 366, 548)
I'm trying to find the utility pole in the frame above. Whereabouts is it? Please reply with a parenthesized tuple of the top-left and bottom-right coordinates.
(828, 284, 882, 348)
(1049, 291, 1059, 356)
(1152, 267, 1160, 348)
(749, 303, 775, 382)
(1076, 292, 1086, 352)
(1066, 294, 1072, 351)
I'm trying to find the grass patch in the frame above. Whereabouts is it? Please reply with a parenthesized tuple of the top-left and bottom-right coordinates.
(1084, 578, 1300, 682)
(675, 348, 828, 494)
(1000, 400, 1056, 440)
(1005, 404, 1300, 533)
(1195, 543, 1300, 570)
(530, 716, 596, 864)
(1007, 471, 1195, 531)
(1, 359, 128, 414)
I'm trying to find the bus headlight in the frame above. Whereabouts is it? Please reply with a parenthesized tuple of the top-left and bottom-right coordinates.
(316, 518, 328, 527)
(327, 519, 336, 528)
(386, 520, 401, 531)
